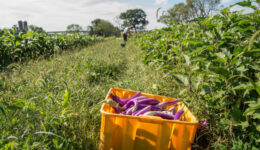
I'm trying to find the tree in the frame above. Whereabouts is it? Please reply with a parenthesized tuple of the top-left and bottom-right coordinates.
(119, 9, 149, 31)
(28, 25, 45, 33)
(158, 0, 220, 24)
(114, 15, 123, 30)
(66, 24, 83, 32)
(87, 19, 120, 37)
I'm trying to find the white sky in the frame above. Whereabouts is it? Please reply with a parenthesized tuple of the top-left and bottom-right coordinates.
(0, 0, 251, 31)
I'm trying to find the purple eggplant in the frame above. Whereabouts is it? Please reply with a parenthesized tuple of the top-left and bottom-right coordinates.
(174, 109, 184, 120)
(119, 91, 141, 102)
(143, 111, 175, 120)
(134, 105, 152, 116)
(133, 105, 161, 116)
(156, 100, 178, 109)
(123, 98, 139, 109)
(125, 106, 138, 115)
(124, 99, 138, 115)
(168, 104, 178, 112)
(109, 93, 124, 106)
(168, 104, 179, 115)
(109, 92, 141, 104)
(138, 98, 160, 105)
(155, 112, 175, 120)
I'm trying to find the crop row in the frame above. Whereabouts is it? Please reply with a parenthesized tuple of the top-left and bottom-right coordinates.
(0, 29, 104, 69)
(137, 2, 259, 149)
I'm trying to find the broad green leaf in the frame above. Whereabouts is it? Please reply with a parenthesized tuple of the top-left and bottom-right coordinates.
(232, 82, 255, 90)
(240, 121, 249, 129)
(15, 41, 21, 47)
(257, 125, 260, 132)
(189, 46, 207, 56)
(256, 86, 260, 95)
(252, 113, 260, 119)
(215, 52, 225, 59)
(231, 107, 243, 122)
(209, 66, 230, 78)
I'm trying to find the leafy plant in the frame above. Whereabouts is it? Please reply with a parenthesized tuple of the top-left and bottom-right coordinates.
(0, 30, 104, 70)
(137, 1, 260, 149)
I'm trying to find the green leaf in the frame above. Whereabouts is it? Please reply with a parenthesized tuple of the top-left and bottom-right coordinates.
(256, 85, 260, 95)
(41, 121, 47, 132)
(257, 125, 260, 132)
(189, 46, 207, 56)
(15, 41, 21, 47)
(236, 1, 257, 10)
(231, 106, 243, 122)
(215, 52, 225, 59)
(252, 113, 260, 119)
(240, 121, 249, 129)
(183, 55, 190, 66)
(209, 66, 230, 78)
(173, 74, 189, 86)
(0, 105, 6, 116)
(34, 131, 63, 138)
(62, 90, 70, 107)
(232, 82, 255, 90)
(221, 7, 230, 16)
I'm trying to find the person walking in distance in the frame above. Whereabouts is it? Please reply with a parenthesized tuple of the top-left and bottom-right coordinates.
(122, 26, 133, 46)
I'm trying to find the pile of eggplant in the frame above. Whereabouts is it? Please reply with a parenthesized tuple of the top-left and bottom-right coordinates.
(106, 91, 184, 120)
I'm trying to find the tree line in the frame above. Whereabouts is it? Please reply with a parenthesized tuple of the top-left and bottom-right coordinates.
(9, 0, 249, 36)
(67, 8, 149, 37)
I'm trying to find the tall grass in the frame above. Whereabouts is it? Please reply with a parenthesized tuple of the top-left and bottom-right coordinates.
(0, 39, 176, 149)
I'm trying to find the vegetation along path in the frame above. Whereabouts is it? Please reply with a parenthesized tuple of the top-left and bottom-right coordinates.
(0, 39, 177, 149)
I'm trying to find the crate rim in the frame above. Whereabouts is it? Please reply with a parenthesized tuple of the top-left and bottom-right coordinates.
(101, 88, 199, 125)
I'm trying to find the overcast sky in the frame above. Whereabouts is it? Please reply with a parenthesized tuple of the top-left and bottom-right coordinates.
(0, 0, 248, 31)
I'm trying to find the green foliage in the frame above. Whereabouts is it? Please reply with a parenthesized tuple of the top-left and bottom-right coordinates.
(0, 29, 104, 70)
(66, 24, 83, 32)
(138, 2, 260, 149)
(119, 9, 149, 30)
(28, 25, 45, 33)
(0, 39, 172, 149)
(84, 58, 125, 83)
(158, 0, 221, 24)
(87, 19, 120, 37)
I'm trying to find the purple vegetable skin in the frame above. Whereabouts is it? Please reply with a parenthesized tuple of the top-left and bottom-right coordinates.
(138, 98, 160, 105)
(168, 104, 178, 112)
(174, 109, 184, 120)
(133, 105, 160, 116)
(201, 120, 208, 127)
(134, 105, 152, 116)
(124, 99, 138, 115)
(109, 93, 124, 106)
(124, 99, 139, 109)
(168, 104, 179, 115)
(119, 91, 141, 102)
(155, 112, 175, 120)
(143, 111, 175, 120)
(126, 107, 134, 115)
(156, 100, 178, 109)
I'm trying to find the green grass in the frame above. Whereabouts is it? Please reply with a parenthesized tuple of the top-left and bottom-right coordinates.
(0, 39, 178, 149)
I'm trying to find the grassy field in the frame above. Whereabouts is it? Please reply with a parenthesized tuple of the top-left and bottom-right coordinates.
(0, 39, 179, 149)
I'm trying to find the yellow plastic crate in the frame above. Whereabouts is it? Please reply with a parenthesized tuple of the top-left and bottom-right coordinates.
(100, 88, 198, 150)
